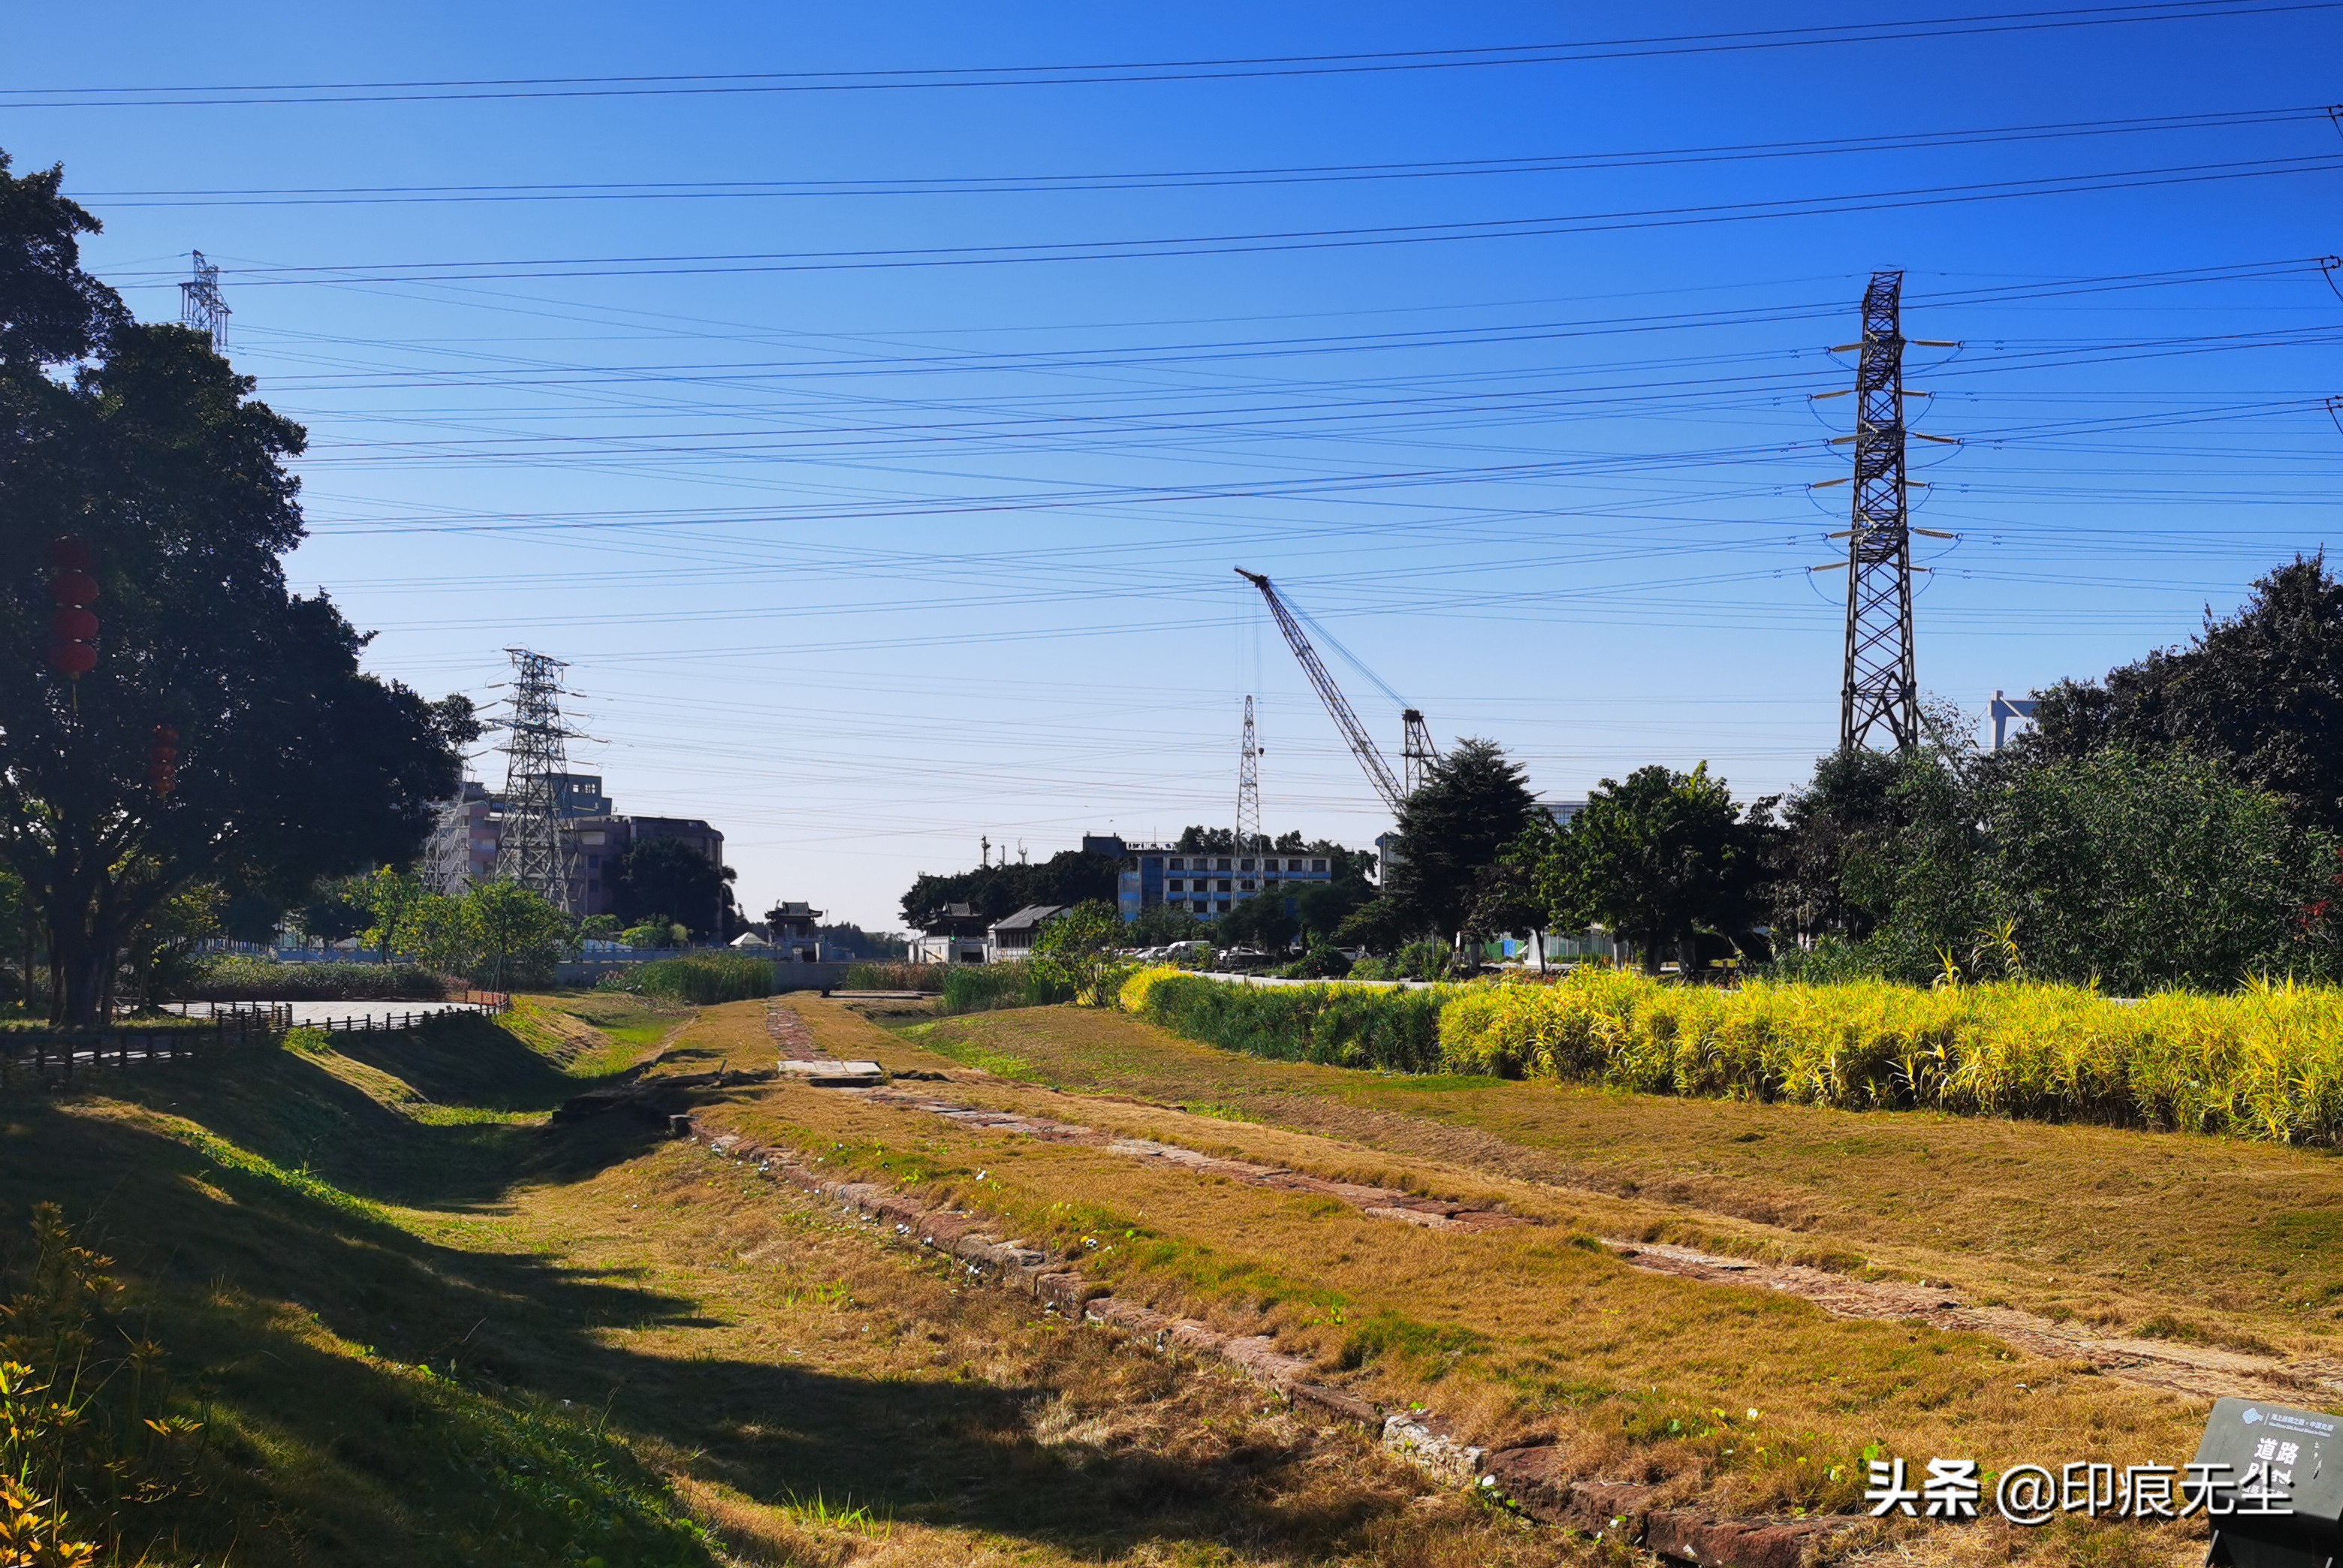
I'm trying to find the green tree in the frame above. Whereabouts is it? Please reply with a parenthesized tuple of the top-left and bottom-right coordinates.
(1988, 749, 2331, 992)
(1028, 900, 1129, 1006)
(614, 837, 735, 939)
(899, 848, 1119, 928)
(1124, 902, 1208, 947)
(0, 151, 464, 1024)
(1534, 764, 1772, 975)
(463, 880, 570, 990)
(1349, 738, 1535, 946)
(2022, 554, 2343, 834)
(1217, 890, 1299, 952)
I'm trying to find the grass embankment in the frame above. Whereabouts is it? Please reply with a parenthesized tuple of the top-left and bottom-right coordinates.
(2, 991, 1555, 1566)
(746, 999, 2243, 1555)
(901, 1001, 2343, 1364)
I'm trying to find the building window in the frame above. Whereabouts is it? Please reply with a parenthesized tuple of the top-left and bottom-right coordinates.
(1238, 858, 1254, 872)
(1168, 879, 1184, 893)
(1265, 877, 1279, 888)
(1191, 900, 1209, 914)
(1216, 879, 1232, 893)
(1238, 879, 1254, 892)
(1312, 858, 1328, 872)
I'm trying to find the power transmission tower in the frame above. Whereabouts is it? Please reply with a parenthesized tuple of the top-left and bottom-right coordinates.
(1839, 270, 1918, 752)
(1401, 708, 1439, 795)
(179, 252, 229, 351)
(493, 648, 581, 912)
(1235, 695, 1262, 852)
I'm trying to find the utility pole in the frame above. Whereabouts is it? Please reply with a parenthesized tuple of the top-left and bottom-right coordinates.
(493, 648, 581, 913)
(1839, 270, 1919, 752)
(179, 251, 229, 351)
(1235, 695, 1262, 853)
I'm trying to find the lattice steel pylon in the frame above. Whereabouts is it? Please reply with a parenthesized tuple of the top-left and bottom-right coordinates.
(493, 648, 581, 913)
(1400, 708, 1439, 795)
(1235, 695, 1262, 852)
(1839, 270, 1919, 752)
(179, 251, 229, 351)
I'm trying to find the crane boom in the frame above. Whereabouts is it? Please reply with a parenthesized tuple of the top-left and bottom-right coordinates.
(1235, 568, 1407, 813)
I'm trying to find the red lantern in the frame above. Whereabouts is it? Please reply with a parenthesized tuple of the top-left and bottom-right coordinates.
(147, 725, 180, 798)
(44, 538, 98, 681)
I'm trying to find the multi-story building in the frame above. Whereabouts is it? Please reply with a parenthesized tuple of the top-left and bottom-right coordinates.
(423, 773, 725, 918)
(1105, 837, 1337, 922)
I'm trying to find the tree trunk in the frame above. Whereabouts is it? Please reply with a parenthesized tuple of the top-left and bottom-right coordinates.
(50, 922, 115, 1029)
(1641, 939, 1664, 976)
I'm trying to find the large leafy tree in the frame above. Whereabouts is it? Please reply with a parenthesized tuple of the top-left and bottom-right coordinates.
(900, 848, 1118, 928)
(2022, 554, 2343, 833)
(614, 835, 737, 939)
(1533, 763, 1772, 974)
(1353, 737, 1536, 945)
(0, 150, 464, 1024)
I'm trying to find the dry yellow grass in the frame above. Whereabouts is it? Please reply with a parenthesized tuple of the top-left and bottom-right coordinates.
(0, 990, 1584, 1566)
(903, 1002, 2343, 1358)
(676, 997, 2251, 1563)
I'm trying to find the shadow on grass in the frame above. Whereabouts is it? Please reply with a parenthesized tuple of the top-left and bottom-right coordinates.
(0, 1033, 1401, 1564)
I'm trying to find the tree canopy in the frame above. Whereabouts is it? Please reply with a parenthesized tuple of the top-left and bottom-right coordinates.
(2022, 553, 2343, 834)
(0, 148, 466, 1023)
(614, 836, 737, 939)
(1349, 738, 1535, 943)
(899, 849, 1117, 928)
(1524, 763, 1773, 973)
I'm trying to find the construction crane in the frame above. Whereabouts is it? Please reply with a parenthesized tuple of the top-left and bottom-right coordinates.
(1236, 568, 1431, 815)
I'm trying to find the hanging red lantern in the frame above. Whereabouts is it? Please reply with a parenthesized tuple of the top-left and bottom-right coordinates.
(44, 537, 98, 680)
(147, 725, 180, 798)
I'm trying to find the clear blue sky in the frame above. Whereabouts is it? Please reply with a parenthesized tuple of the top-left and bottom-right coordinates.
(5, 3, 2338, 928)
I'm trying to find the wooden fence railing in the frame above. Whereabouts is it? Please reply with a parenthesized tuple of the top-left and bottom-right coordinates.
(2, 991, 511, 1087)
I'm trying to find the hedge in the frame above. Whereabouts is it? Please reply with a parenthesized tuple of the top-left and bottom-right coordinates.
(183, 957, 451, 1002)
(1130, 973, 1453, 1073)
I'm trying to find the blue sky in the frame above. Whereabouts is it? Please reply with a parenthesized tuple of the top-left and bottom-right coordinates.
(5, 3, 2339, 927)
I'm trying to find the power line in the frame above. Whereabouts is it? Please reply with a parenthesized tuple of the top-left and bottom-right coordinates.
(125, 155, 2343, 285)
(5, 3, 2325, 106)
(71, 104, 2332, 205)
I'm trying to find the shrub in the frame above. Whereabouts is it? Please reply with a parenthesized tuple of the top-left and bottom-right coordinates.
(938, 963, 1074, 1015)
(630, 954, 775, 1005)
(840, 961, 947, 991)
(1137, 975, 1453, 1072)
(1117, 964, 1181, 1014)
(183, 957, 450, 1003)
(1435, 969, 2343, 1143)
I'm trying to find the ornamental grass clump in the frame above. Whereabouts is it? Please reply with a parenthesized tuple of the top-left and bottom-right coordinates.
(1435, 969, 2343, 1143)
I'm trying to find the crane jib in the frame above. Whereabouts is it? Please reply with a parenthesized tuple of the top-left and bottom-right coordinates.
(1235, 567, 1409, 814)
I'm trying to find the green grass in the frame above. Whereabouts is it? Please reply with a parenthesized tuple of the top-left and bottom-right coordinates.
(0, 1000, 713, 1567)
(1136, 973, 1453, 1072)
